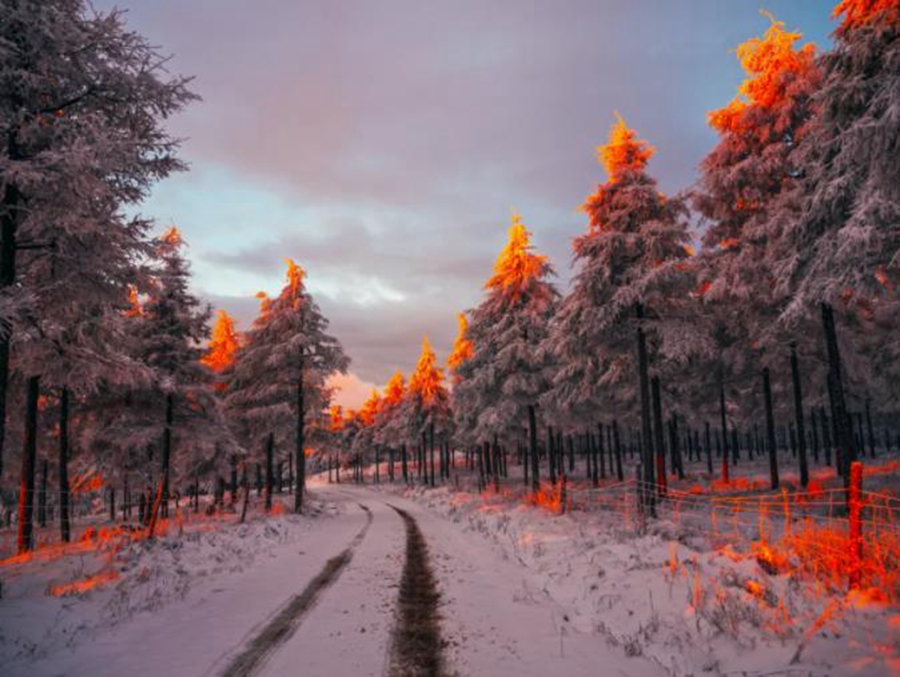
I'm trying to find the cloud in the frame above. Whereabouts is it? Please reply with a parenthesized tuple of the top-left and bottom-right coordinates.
(326, 372, 378, 411)
(102, 0, 834, 387)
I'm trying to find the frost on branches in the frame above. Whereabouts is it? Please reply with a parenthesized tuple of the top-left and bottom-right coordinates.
(545, 117, 696, 422)
(223, 260, 348, 506)
(774, 0, 900, 321)
(454, 214, 558, 448)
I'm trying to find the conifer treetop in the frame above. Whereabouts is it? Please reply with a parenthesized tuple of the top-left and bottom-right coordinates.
(833, 0, 900, 32)
(359, 389, 382, 426)
(709, 13, 817, 134)
(485, 213, 551, 302)
(597, 114, 654, 181)
(202, 310, 240, 373)
(408, 336, 446, 407)
(446, 313, 474, 375)
(382, 371, 406, 407)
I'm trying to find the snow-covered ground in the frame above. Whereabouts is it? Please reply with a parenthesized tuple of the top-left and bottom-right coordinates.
(371, 471, 900, 676)
(2, 462, 898, 676)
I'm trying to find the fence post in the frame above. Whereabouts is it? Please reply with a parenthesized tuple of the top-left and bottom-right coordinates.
(848, 461, 863, 590)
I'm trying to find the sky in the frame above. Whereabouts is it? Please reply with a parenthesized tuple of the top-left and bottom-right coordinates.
(94, 0, 835, 408)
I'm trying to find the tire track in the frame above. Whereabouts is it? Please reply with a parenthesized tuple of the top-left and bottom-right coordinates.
(219, 504, 373, 677)
(387, 505, 449, 677)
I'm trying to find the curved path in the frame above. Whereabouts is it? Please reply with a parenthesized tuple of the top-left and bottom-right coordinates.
(17, 486, 664, 677)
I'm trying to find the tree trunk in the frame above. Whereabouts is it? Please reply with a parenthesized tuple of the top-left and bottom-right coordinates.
(401, 443, 408, 483)
(548, 426, 557, 484)
(597, 423, 606, 481)
(636, 304, 655, 514)
(37, 457, 47, 528)
(790, 343, 809, 487)
(17, 376, 40, 554)
(865, 399, 876, 459)
(651, 376, 667, 495)
(718, 370, 729, 483)
(0, 170, 22, 479)
(265, 433, 274, 512)
(58, 388, 71, 542)
(295, 354, 305, 513)
(240, 464, 251, 524)
(822, 303, 854, 487)
(528, 404, 539, 493)
(230, 455, 238, 503)
(762, 367, 779, 490)
(161, 393, 173, 519)
(612, 420, 624, 481)
(704, 421, 712, 475)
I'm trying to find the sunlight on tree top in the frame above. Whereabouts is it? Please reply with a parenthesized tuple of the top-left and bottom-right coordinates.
(446, 312, 474, 374)
(708, 13, 816, 134)
(485, 213, 548, 298)
(161, 225, 183, 246)
(408, 336, 445, 406)
(284, 258, 307, 298)
(359, 388, 382, 426)
(382, 370, 406, 407)
(201, 309, 240, 373)
(598, 114, 654, 180)
(833, 0, 900, 30)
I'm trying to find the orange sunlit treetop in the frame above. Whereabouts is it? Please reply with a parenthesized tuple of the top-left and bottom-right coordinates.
(329, 404, 344, 432)
(285, 258, 306, 299)
(382, 371, 406, 408)
(833, 0, 900, 30)
(161, 225, 183, 246)
(408, 336, 446, 407)
(598, 114, 654, 181)
(446, 313, 474, 374)
(485, 213, 547, 299)
(201, 310, 240, 373)
(359, 389, 382, 426)
(708, 13, 816, 134)
(124, 284, 143, 318)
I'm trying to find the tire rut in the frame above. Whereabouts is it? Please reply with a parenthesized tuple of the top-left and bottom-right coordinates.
(218, 504, 373, 677)
(387, 504, 449, 677)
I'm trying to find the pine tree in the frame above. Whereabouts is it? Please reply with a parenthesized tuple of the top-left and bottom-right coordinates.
(454, 214, 558, 492)
(691, 15, 823, 485)
(774, 0, 900, 320)
(0, 0, 196, 487)
(202, 310, 240, 377)
(82, 228, 230, 523)
(224, 260, 348, 512)
(546, 117, 695, 496)
(396, 338, 451, 487)
(375, 370, 407, 480)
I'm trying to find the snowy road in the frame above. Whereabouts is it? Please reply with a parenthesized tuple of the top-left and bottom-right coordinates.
(16, 486, 664, 677)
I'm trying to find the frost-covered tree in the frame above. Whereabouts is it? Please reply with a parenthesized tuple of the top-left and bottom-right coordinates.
(774, 0, 900, 319)
(82, 228, 229, 519)
(224, 260, 348, 512)
(455, 214, 558, 491)
(770, 0, 900, 480)
(395, 337, 451, 487)
(545, 117, 694, 495)
(374, 370, 408, 481)
(691, 15, 823, 487)
(0, 0, 196, 491)
(202, 310, 240, 378)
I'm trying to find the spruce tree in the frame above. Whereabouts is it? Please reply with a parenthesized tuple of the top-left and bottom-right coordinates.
(224, 260, 348, 512)
(454, 214, 558, 492)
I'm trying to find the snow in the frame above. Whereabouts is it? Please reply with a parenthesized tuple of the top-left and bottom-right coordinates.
(368, 474, 900, 676)
(3, 467, 899, 677)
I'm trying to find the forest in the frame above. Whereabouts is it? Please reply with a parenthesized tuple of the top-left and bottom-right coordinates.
(1, 1, 899, 676)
